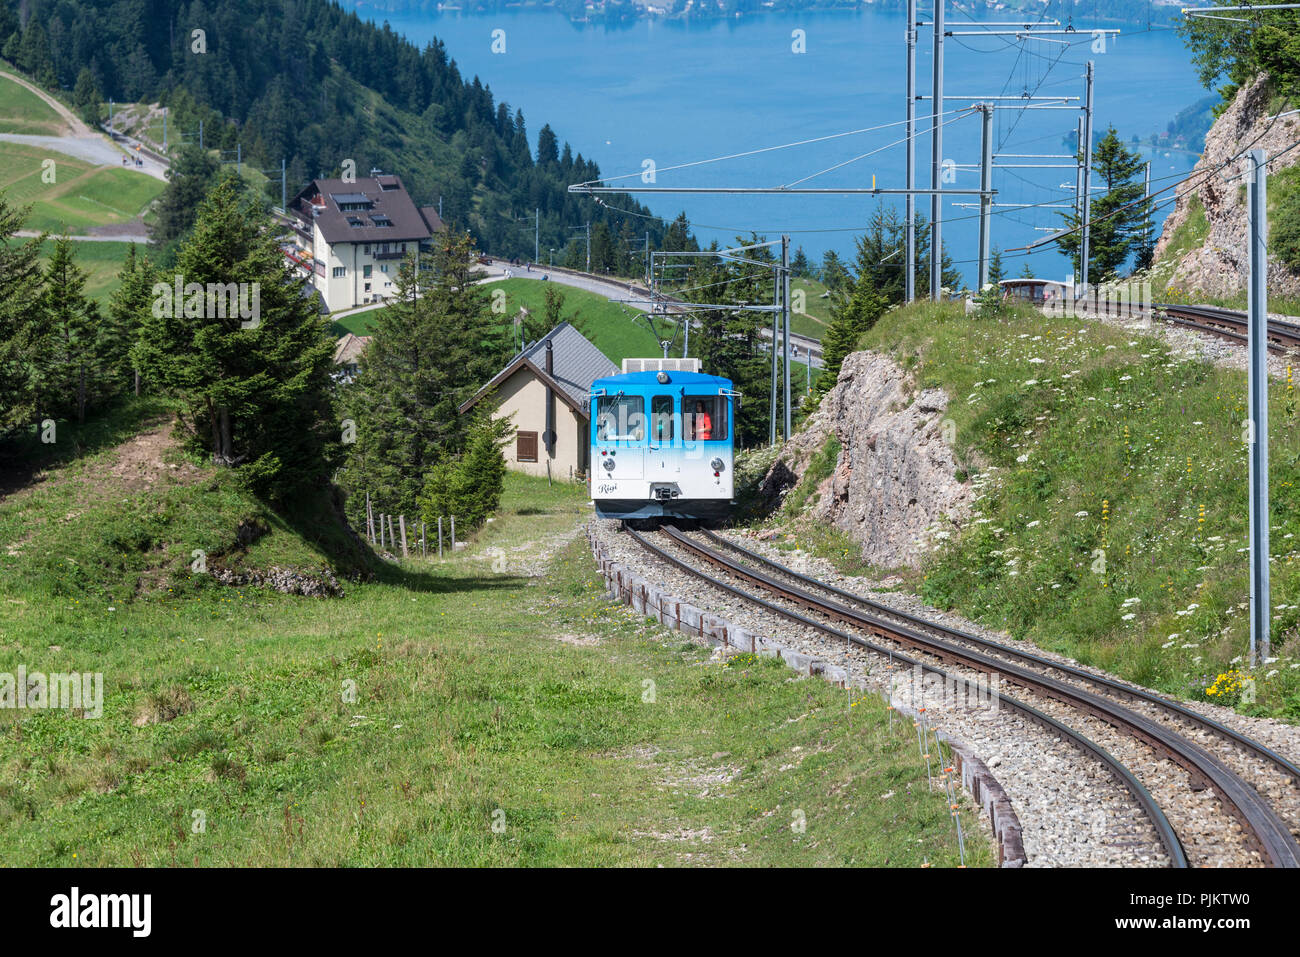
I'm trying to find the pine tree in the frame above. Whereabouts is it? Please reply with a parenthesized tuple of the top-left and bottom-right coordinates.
(34, 237, 110, 425)
(133, 174, 338, 499)
(72, 68, 102, 125)
(1054, 127, 1150, 283)
(0, 196, 45, 432)
(790, 246, 810, 278)
(418, 412, 510, 534)
(149, 144, 223, 253)
(107, 244, 156, 396)
(988, 246, 1005, 285)
(337, 230, 509, 521)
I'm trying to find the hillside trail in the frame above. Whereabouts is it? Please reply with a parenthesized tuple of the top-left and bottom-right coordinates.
(0, 67, 90, 135)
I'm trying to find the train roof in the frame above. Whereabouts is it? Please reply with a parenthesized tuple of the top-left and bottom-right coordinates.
(591, 369, 733, 391)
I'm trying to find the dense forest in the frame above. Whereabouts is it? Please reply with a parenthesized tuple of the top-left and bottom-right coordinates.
(0, 0, 675, 262)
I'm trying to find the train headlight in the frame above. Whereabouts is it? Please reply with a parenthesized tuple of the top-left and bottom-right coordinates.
(710, 457, 725, 472)
(602, 457, 616, 472)
(656, 371, 670, 384)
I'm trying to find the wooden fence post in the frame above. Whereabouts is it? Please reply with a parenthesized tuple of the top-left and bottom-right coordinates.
(387, 514, 396, 550)
(438, 518, 443, 558)
(420, 521, 426, 557)
(379, 513, 385, 549)
(450, 516, 456, 550)
(366, 492, 374, 544)
(399, 515, 408, 558)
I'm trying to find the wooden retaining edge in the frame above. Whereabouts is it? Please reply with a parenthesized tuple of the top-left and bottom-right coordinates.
(588, 528, 1027, 868)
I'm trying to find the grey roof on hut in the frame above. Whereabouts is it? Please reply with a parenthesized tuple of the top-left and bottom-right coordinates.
(459, 322, 617, 418)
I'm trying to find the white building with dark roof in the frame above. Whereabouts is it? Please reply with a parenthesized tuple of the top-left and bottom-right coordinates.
(288, 173, 444, 311)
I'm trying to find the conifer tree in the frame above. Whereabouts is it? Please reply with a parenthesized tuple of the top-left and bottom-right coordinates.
(337, 230, 510, 522)
(107, 244, 157, 396)
(133, 174, 338, 499)
(1054, 127, 1150, 283)
(35, 237, 107, 425)
(0, 196, 44, 432)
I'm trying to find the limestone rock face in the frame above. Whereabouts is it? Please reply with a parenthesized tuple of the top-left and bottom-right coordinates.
(760, 350, 972, 569)
(1155, 75, 1300, 299)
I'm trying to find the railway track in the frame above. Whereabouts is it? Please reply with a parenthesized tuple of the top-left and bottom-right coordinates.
(1155, 303, 1300, 355)
(623, 523, 1300, 868)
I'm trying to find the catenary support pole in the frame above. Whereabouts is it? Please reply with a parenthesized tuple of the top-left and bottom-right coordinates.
(770, 267, 779, 446)
(1080, 60, 1095, 290)
(1247, 149, 1271, 666)
(906, 0, 917, 303)
(978, 103, 993, 290)
(930, 0, 945, 299)
(782, 235, 792, 440)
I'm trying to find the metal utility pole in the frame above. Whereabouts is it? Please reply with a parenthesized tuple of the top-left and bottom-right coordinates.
(199, 119, 203, 150)
(770, 268, 780, 446)
(1143, 160, 1152, 254)
(535, 208, 540, 263)
(1247, 149, 1271, 665)
(281, 158, 286, 213)
(929, 0, 945, 300)
(905, 0, 918, 303)
(237, 142, 241, 175)
(782, 235, 792, 441)
(163, 110, 167, 151)
(586, 222, 592, 272)
(1075, 117, 1085, 285)
(977, 103, 993, 290)
(1080, 60, 1095, 290)
(644, 231, 651, 283)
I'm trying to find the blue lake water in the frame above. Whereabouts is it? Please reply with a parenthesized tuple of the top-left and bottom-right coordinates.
(343, 4, 1205, 284)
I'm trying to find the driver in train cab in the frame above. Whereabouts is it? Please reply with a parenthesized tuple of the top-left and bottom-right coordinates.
(693, 400, 713, 441)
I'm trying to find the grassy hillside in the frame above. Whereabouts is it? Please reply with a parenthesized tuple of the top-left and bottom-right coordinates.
(0, 140, 163, 234)
(835, 301, 1300, 719)
(335, 278, 684, 367)
(0, 409, 984, 866)
(0, 69, 64, 133)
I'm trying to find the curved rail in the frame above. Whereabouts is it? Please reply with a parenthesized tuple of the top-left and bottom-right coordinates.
(693, 525, 1300, 789)
(1155, 303, 1300, 355)
(622, 526, 1188, 868)
(643, 524, 1300, 867)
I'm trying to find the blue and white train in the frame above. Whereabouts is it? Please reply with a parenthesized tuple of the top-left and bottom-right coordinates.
(589, 359, 740, 523)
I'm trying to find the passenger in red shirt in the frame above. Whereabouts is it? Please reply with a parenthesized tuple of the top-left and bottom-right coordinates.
(694, 401, 713, 441)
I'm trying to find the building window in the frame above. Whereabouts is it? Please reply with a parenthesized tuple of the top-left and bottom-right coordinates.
(332, 266, 346, 278)
(516, 431, 538, 463)
(363, 265, 372, 278)
(364, 282, 371, 292)
(380, 265, 388, 273)
(363, 245, 371, 255)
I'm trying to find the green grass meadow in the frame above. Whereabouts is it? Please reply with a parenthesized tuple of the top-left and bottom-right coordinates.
(0, 70, 64, 134)
(0, 140, 163, 235)
(0, 404, 984, 866)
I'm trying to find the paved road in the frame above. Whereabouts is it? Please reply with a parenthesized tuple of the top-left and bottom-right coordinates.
(16, 229, 151, 243)
(0, 69, 169, 181)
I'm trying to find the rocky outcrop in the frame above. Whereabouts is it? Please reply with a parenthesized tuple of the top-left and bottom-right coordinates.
(760, 350, 973, 569)
(212, 565, 343, 597)
(1155, 74, 1300, 299)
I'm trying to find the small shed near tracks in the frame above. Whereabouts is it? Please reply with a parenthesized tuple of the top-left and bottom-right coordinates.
(459, 322, 616, 480)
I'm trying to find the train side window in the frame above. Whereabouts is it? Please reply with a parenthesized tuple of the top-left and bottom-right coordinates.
(650, 395, 674, 442)
(595, 395, 645, 442)
(684, 396, 727, 442)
